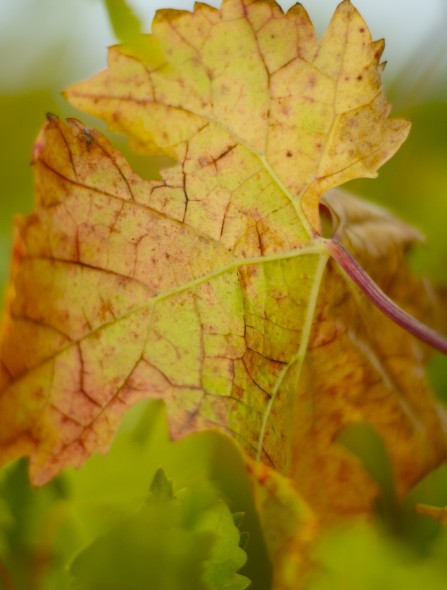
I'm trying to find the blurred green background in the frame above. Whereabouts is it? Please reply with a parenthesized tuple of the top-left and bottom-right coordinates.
(1, 1, 447, 588)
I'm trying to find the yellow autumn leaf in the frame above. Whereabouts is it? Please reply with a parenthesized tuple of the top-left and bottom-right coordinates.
(65, 0, 409, 232)
(1, 0, 446, 542)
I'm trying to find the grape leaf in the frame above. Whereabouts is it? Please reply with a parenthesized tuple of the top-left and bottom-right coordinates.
(198, 500, 251, 590)
(65, 0, 409, 233)
(0, 401, 272, 590)
(70, 467, 250, 590)
(1, 0, 446, 532)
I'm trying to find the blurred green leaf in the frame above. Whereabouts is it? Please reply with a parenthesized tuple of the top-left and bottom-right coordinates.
(149, 467, 175, 499)
(104, 0, 142, 42)
(338, 424, 447, 555)
(0, 460, 74, 590)
(400, 463, 447, 553)
(70, 467, 250, 590)
(103, 0, 165, 67)
(337, 422, 395, 498)
(64, 400, 270, 589)
(309, 521, 447, 590)
(198, 503, 250, 590)
(0, 400, 270, 590)
(337, 423, 401, 529)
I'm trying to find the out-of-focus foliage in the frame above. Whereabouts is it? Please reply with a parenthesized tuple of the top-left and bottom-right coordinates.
(0, 400, 272, 589)
(309, 521, 447, 590)
(70, 467, 250, 590)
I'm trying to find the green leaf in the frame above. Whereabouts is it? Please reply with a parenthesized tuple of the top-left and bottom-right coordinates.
(64, 400, 271, 588)
(149, 467, 175, 499)
(104, 0, 142, 43)
(400, 463, 447, 553)
(198, 503, 250, 590)
(104, 0, 165, 67)
(309, 521, 447, 590)
(69, 469, 250, 590)
(337, 422, 401, 528)
(0, 460, 74, 590)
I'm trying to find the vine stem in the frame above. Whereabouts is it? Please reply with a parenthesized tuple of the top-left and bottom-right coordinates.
(328, 238, 447, 355)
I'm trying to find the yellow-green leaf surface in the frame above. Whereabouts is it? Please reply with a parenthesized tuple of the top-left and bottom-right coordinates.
(65, 0, 409, 233)
(1, 0, 446, 530)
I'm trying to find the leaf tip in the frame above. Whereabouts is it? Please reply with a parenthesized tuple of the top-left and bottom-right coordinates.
(149, 467, 175, 500)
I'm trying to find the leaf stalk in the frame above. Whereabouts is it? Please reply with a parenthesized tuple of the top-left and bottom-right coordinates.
(329, 239, 447, 355)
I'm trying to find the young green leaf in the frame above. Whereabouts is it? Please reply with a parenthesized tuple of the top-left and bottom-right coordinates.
(149, 466, 175, 499)
(69, 470, 250, 590)
(104, 0, 142, 44)
(196, 501, 251, 590)
(104, 0, 165, 67)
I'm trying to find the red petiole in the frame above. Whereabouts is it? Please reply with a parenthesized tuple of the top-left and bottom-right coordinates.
(328, 238, 447, 355)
